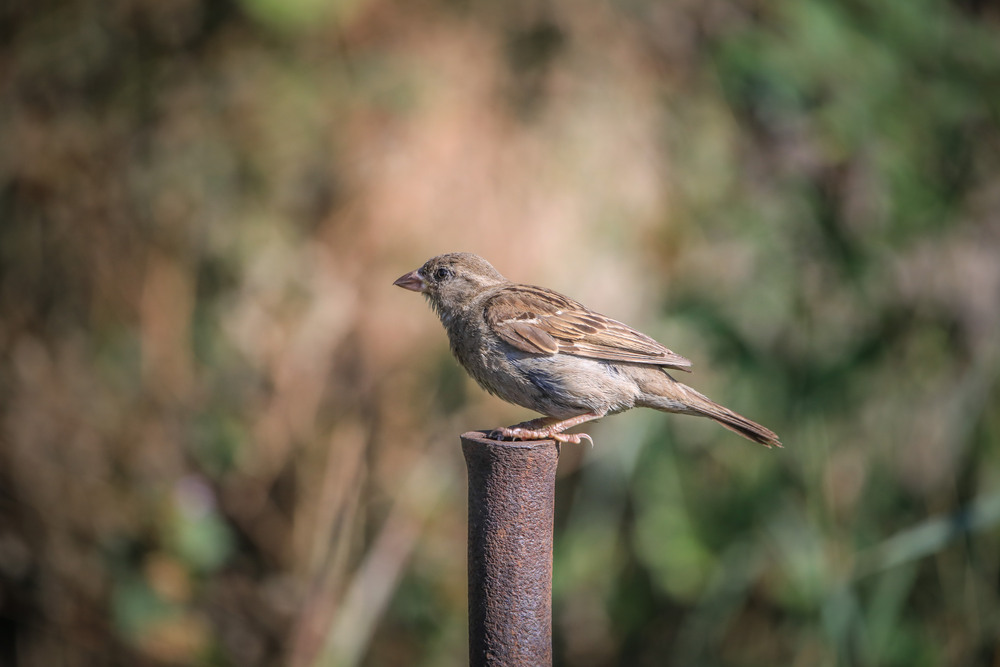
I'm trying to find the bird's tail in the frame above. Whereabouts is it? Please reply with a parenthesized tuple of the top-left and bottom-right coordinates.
(636, 374, 781, 448)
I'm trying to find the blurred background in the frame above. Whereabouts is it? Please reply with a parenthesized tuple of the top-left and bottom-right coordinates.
(2, 0, 1000, 664)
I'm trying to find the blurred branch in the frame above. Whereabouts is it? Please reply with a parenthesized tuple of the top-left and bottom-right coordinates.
(290, 442, 452, 667)
(852, 492, 1000, 579)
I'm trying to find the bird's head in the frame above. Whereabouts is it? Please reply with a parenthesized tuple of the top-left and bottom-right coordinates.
(393, 253, 506, 318)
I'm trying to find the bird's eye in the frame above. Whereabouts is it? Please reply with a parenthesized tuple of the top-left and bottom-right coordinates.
(434, 267, 453, 281)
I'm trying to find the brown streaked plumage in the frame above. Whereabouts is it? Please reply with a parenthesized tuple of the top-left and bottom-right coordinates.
(485, 286, 694, 369)
(393, 252, 781, 448)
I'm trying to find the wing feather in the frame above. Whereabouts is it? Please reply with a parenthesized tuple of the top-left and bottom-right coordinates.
(484, 285, 693, 370)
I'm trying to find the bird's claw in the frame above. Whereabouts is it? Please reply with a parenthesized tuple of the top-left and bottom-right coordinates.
(550, 431, 593, 446)
(488, 427, 594, 446)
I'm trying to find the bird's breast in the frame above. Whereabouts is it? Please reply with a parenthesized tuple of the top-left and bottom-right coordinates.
(442, 312, 641, 418)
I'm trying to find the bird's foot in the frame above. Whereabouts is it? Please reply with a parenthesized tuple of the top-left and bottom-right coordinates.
(488, 425, 593, 446)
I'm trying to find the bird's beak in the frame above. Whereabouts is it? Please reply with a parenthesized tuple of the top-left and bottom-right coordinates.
(393, 269, 427, 292)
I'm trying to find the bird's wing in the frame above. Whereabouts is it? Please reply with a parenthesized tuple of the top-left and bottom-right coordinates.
(483, 285, 693, 370)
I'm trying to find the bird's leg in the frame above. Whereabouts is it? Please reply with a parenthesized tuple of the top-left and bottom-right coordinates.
(489, 412, 603, 445)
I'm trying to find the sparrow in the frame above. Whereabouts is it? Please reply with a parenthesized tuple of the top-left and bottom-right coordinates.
(393, 253, 780, 448)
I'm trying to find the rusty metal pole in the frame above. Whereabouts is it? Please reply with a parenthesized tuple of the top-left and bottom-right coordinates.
(461, 431, 560, 667)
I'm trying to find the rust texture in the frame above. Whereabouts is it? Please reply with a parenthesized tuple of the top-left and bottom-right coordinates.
(461, 431, 559, 667)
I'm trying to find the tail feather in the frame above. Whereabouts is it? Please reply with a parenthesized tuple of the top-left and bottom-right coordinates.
(689, 396, 782, 448)
(636, 375, 781, 448)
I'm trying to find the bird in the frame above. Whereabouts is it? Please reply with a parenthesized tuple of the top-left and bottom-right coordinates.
(393, 252, 780, 448)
